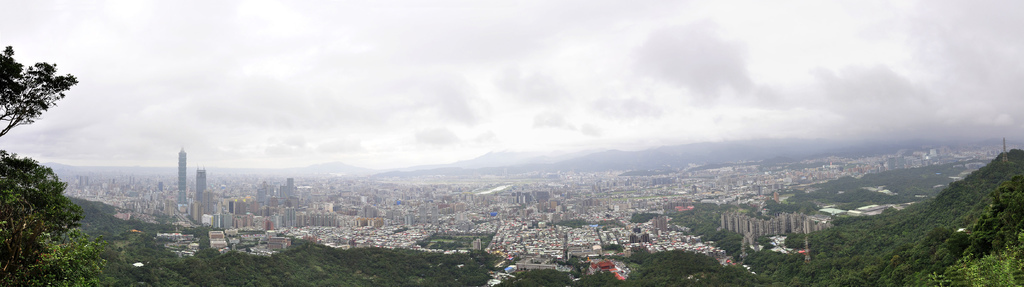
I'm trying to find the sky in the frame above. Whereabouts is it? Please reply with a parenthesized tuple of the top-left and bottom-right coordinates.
(1, 0, 1022, 169)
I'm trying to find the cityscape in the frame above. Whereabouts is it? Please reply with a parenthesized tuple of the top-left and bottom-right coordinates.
(55, 142, 1004, 283)
(6, 0, 1024, 285)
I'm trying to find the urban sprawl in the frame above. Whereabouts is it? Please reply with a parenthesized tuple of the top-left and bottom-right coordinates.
(64, 145, 1003, 279)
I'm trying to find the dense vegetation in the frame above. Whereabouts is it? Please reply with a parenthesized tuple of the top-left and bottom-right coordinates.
(71, 197, 170, 240)
(1, 152, 105, 286)
(495, 269, 574, 287)
(786, 160, 979, 208)
(624, 250, 766, 286)
(746, 150, 1024, 286)
(499, 250, 765, 286)
(763, 201, 819, 215)
(629, 212, 659, 224)
(100, 243, 497, 286)
(943, 174, 1024, 285)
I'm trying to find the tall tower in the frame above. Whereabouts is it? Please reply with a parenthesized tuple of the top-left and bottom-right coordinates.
(196, 168, 207, 209)
(257, 181, 269, 206)
(1003, 138, 1009, 162)
(178, 149, 187, 205)
(286, 178, 295, 199)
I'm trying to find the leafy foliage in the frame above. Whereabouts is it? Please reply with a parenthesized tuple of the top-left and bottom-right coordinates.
(99, 242, 496, 286)
(965, 175, 1024, 256)
(746, 150, 1024, 286)
(947, 232, 1024, 286)
(0, 152, 105, 286)
(71, 197, 169, 241)
(941, 174, 1024, 286)
(629, 212, 659, 223)
(763, 201, 819, 215)
(787, 160, 977, 207)
(0, 46, 78, 138)
(625, 250, 767, 286)
(503, 250, 766, 286)
(496, 269, 573, 287)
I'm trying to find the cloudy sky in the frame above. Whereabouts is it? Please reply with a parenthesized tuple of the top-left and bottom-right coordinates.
(1, 0, 1022, 169)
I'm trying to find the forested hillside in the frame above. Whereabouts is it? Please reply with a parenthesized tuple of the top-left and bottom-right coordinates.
(785, 160, 979, 209)
(747, 149, 1024, 286)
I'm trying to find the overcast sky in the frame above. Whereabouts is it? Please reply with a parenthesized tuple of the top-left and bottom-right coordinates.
(1, 0, 1022, 169)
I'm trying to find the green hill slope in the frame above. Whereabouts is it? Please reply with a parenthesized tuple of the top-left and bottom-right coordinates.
(748, 149, 1024, 286)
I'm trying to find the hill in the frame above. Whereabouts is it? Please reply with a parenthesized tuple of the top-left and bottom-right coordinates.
(375, 138, 935, 177)
(746, 149, 1024, 286)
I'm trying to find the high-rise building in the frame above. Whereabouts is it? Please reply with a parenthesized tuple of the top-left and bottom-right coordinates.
(284, 207, 296, 228)
(190, 203, 202, 222)
(203, 192, 216, 214)
(281, 178, 295, 199)
(654, 216, 669, 234)
(195, 168, 206, 211)
(257, 181, 269, 205)
(235, 199, 248, 215)
(178, 149, 187, 205)
(359, 205, 378, 218)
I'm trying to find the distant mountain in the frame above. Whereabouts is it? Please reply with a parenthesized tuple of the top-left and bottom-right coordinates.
(446, 150, 597, 169)
(385, 150, 599, 172)
(42, 161, 374, 176)
(288, 161, 374, 175)
(376, 138, 926, 177)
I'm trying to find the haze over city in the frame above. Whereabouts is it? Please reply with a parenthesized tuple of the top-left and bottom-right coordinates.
(2, 0, 1022, 169)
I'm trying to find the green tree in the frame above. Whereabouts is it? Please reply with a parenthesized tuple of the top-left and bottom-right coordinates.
(0, 46, 78, 138)
(967, 175, 1024, 256)
(0, 46, 103, 285)
(0, 152, 105, 285)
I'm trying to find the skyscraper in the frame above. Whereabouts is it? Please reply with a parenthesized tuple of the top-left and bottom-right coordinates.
(178, 149, 187, 205)
(284, 178, 295, 199)
(257, 181, 269, 205)
(196, 168, 207, 210)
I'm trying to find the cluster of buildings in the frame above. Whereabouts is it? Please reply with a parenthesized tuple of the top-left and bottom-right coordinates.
(720, 212, 832, 249)
(63, 144, 1004, 262)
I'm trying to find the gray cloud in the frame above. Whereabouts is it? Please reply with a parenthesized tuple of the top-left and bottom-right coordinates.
(4, 1, 1024, 169)
(415, 128, 460, 146)
(634, 21, 752, 99)
(814, 65, 925, 107)
(494, 67, 565, 103)
(591, 97, 663, 120)
(474, 131, 498, 143)
(316, 139, 365, 154)
(533, 112, 574, 130)
(387, 75, 482, 126)
(581, 124, 602, 137)
(265, 135, 309, 156)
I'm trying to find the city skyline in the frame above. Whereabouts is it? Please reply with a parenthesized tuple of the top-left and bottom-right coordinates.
(2, 1, 1023, 169)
